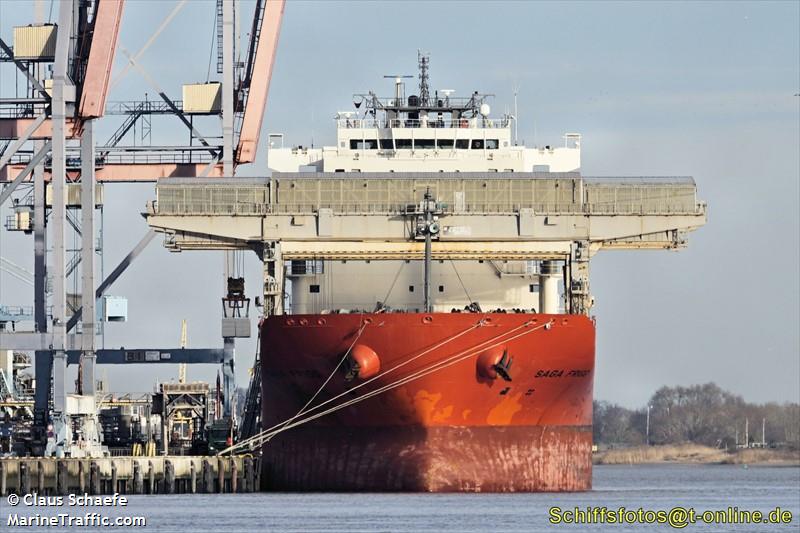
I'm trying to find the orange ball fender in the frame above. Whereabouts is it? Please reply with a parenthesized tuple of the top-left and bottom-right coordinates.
(350, 344, 381, 380)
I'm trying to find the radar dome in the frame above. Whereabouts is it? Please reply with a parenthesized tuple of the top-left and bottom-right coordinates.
(479, 103, 491, 117)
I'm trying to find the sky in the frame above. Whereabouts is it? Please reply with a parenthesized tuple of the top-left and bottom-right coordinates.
(0, 0, 798, 409)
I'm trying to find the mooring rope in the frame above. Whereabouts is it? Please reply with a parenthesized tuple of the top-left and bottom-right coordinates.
(229, 319, 553, 451)
(221, 317, 553, 455)
(222, 317, 486, 455)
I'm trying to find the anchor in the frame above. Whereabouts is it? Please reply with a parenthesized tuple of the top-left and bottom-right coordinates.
(492, 350, 513, 382)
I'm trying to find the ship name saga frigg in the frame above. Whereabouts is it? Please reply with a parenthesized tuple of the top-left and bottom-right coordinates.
(253, 55, 704, 492)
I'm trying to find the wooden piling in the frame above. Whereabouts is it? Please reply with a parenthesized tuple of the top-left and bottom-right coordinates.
(217, 457, 225, 493)
(189, 461, 196, 494)
(78, 461, 86, 493)
(111, 462, 118, 494)
(147, 461, 155, 494)
(203, 459, 214, 494)
(133, 461, 143, 495)
(57, 460, 68, 494)
(165, 460, 175, 494)
(248, 457, 255, 493)
(231, 458, 238, 493)
(0, 460, 7, 496)
(37, 460, 45, 494)
(90, 462, 100, 495)
(241, 457, 247, 492)
(20, 461, 30, 494)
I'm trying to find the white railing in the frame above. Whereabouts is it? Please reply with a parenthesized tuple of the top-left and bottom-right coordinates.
(336, 118, 510, 130)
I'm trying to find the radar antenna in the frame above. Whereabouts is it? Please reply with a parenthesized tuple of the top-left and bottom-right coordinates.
(383, 74, 413, 107)
(418, 50, 431, 107)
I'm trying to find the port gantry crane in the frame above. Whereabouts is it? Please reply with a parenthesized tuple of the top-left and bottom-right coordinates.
(0, 0, 285, 456)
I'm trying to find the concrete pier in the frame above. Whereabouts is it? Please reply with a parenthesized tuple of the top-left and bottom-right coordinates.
(0, 456, 259, 495)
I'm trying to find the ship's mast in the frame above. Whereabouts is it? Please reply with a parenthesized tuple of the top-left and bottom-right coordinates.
(420, 188, 439, 313)
(424, 204, 432, 313)
(418, 50, 430, 107)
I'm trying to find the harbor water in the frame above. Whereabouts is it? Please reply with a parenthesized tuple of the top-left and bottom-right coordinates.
(2, 464, 798, 532)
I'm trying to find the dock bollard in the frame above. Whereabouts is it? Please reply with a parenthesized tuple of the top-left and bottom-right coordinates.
(132, 461, 143, 495)
(57, 460, 68, 494)
(111, 462, 118, 494)
(37, 460, 45, 494)
(231, 458, 238, 493)
(20, 461, 30, 495)
(165, 460, 175, 494)
(0, 460, 6, 496)
(147, 461, 155, 494)
(190, 461, 196, 494)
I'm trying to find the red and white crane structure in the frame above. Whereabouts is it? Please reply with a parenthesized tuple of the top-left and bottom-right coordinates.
(0, 0, 284, 456)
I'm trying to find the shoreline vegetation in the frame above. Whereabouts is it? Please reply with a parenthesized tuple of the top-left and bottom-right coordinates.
(593, 383, 799, 464)
(593, 443, 800, 466)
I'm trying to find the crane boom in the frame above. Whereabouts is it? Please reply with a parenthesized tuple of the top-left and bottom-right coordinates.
(79, 0, 126, 119)
(235, 0, 285, 164)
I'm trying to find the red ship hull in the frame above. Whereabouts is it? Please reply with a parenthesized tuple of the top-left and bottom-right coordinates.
(260, 312, 595, 492)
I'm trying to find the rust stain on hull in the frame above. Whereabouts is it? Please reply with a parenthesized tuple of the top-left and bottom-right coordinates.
(263, 425, 592, 492)
(261, 312, 595, 492)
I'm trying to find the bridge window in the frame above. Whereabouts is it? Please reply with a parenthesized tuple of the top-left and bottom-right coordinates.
(456, 139, 469, 149)
(438, 139, 453, 149)
(310, 284, 320, 293)
(396, 139, 412, 149)
(486, 139, 499, 149)
(415, 139, 435, 149)
(350, 139, 378, 150)
(471, 139, 484, 149)
(379, 139, 394, 150)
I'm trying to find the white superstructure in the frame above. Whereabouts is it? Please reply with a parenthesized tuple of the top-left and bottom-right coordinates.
(267, 121, 581, 174)
(267, 54, 575, 314)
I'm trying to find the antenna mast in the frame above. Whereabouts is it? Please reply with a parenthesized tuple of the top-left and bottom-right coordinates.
(418, 50, 430, 106)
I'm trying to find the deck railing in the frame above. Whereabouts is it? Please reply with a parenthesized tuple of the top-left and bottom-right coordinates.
(153, 175, 704, 218)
